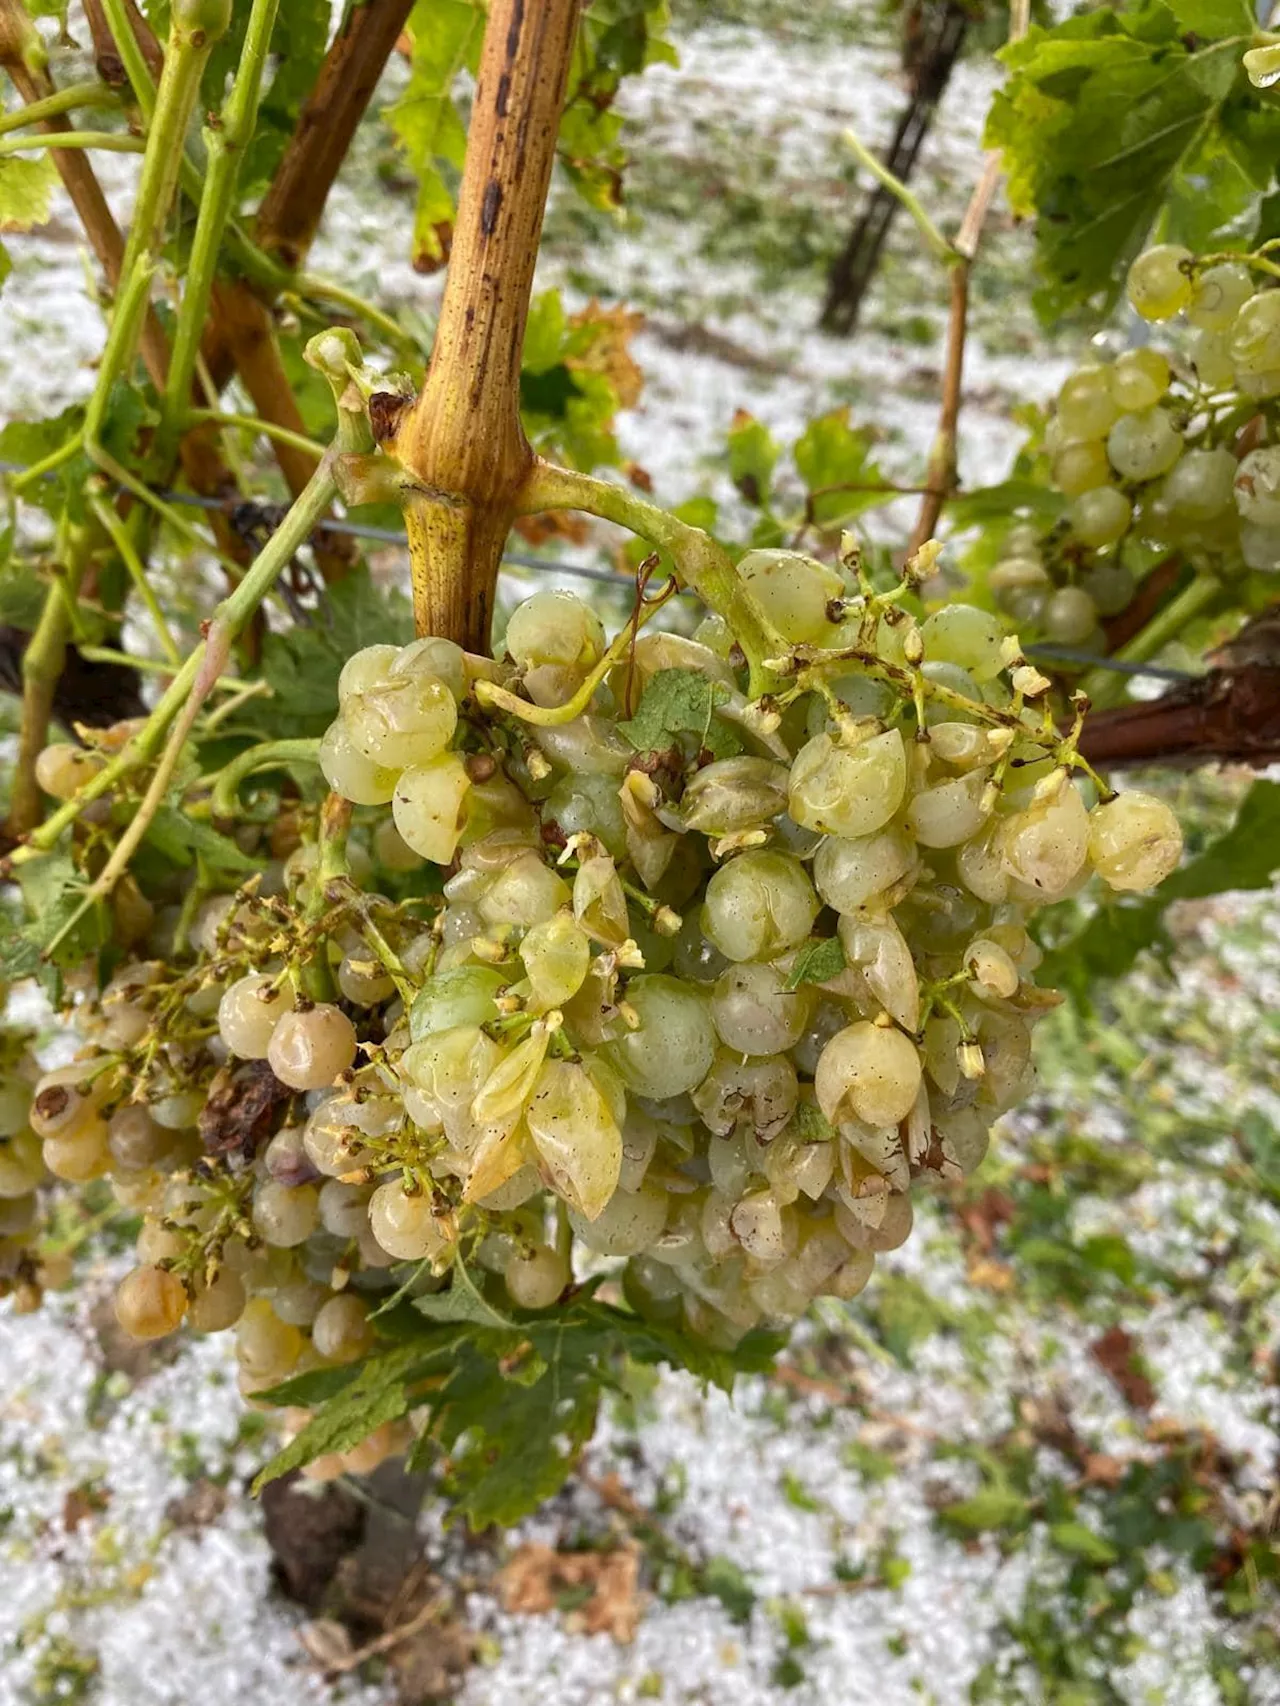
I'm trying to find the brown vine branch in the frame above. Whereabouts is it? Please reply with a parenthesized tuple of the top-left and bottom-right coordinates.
(908, 0, 1028, 556)
(254, 0, 416, 270)
(908, 153, 1001, 556)
(1079, 662, 1280, 768)
(393, 0, 582, 648)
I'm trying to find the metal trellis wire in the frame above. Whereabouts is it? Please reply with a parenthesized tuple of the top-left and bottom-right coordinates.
(0, 458, 1200, 682)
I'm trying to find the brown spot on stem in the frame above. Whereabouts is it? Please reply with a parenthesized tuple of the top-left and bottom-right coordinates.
(480, 180, 503, 235)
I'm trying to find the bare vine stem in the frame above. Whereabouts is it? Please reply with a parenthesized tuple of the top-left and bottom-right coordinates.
(908, 0, 1030, 555)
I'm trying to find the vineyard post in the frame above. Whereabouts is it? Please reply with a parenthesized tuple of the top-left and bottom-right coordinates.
(391, 0, 581, 650)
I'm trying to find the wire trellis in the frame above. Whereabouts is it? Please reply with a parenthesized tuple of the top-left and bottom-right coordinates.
(0, 458, 1200, 682)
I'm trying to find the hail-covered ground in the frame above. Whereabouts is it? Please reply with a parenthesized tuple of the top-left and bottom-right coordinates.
(2, 2, 1277, 1704)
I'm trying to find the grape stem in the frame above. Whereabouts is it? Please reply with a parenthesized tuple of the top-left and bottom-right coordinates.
(1, 518, 94, 842)
(208, 739, 321, 820)
(1080, 574, 1224, 710)
(840, 126, 955, 268)
(9, 457, 339, 868)
(0, 80, 119, 134)
(908, 0, 1028, 554)
(154, 0, 282, 470)
(518, 462, 779, 697)
(0, 128, 142, 156)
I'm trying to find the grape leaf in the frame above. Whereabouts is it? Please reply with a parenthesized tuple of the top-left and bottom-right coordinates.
(385, 0, 482, 270)
(252, 1335, 462, 1491)
(727, 410, 778, 509)
(793, 410, 886, 527)
(0, 153, 59, 232)
(784, 936, 846, 990)
(0, 853, 109, 997)
(414, 1254, 516, 1329)
(1039, 780, 1280, 1000)
(788, 1099, 834, 1145)
(619, 667, 743, 760)
(254, 1284, 782, 1526)
(985, 1, 1279, 320)
(143, 806, 262, 879)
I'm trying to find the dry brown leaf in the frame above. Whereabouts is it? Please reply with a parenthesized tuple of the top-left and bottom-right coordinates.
(498, 1541, 645, 1643)
(567, 300, 645, 410)
(1091, 1325, 1156, 1411)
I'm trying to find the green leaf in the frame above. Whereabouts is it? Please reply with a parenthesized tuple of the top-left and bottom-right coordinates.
(386, 0, 485, 269)
(1166, 0, 1254, 34)
(0, 153, 59, 232)
(787, 1099, 834, 1145)
(727, 412, 778, 509)
(985, 2, 1276, 320)
(1049, 1520, 1120, 1565)
(413, 1255, 516, 1329)
(618, 668, 742, 759)
(260, 567, 414, 738)
(0, 555, 47, 629)
(1040, 780, 1280, 998)
(143, 806, 261, 879)
(252, 1338, 457, 1491)
(1, 853, 108, 995)
(784, 936, 846, 990)
(792, 410, 885, 527)
(941, 1484, 1031, 1532)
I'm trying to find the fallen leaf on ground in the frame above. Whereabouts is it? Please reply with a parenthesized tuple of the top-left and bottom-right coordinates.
(498, 1540, 645, 1642)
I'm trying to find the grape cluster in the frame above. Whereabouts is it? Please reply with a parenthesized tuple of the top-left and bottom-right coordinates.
(2, 557, 1182, 1468)
(988, 247, 1280, 645)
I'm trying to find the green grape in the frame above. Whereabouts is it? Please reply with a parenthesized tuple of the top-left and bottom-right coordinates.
(1052, 438, 1111, 496)
(1111, 347, 1169, 412)
(544, 771, 627, 860)
(115, 1265, 187, 1340)
(812, 826, 914, 913)
(1069, 485, 1132, 548)
(1235, 365, 1280, 401)
(1162, 446, 1236, 522)
(1229, 290, 1280, 376)
(391, 753, 472, 863)
(788, 729, 907, 837)
(337, 643, 399, 704)
(702, 851, 817, 962)
(1187, 327, 1235, 390)
(920, 604, 1006, 682)
(1126, 245, 1193, 320)
(814, 1020, 922, 1128)
(1107, 408, 1182, 481)
(604, 974, 717, 1098)
(737, 548, 846, 644)
(1188, 261, 1253, 330)
(1234, 446, 1280, 526)
(1088, 791, 1182, 891)
(906, 769, 991, 849)
(1079, 561, 1136, 617)
(505, 589, 605, 669)
(1239, 523, 1280, 572)
(988, 557, 1049, 612)
(710, 962, 812, 1056)
(1003, 522, 1042, 556)
(344, 670, 457, 770)
(1055, 364, 1117, 441)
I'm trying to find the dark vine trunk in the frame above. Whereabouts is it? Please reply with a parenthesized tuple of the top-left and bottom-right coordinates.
(820, 0, 969, 337)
